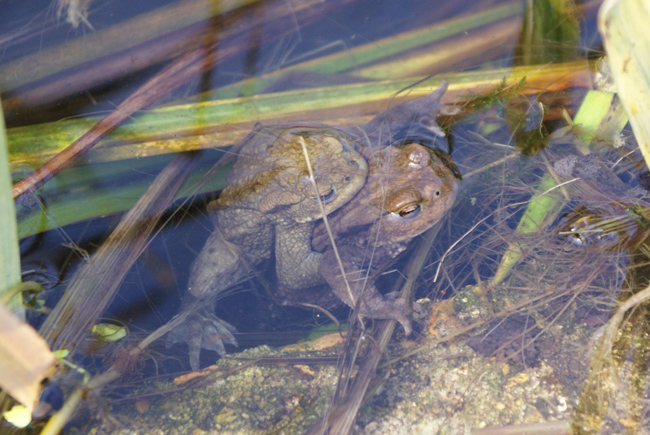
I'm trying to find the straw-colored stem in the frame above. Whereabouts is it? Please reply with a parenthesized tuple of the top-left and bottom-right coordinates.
(9, 61, 592, 168)
(599, 0, 650, 169)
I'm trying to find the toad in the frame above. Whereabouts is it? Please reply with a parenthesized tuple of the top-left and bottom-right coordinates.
(170, 125, 368, 370)
(275, 80, 455, 291)
(172, 81, 456, 368)
(273, 81, 459, 334)
(278, 141, 460, 335)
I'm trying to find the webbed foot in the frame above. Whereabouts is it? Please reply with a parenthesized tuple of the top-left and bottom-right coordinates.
(167, 311, 238, 371)
(319, 248, 419, 337)
(385, 291, 427, 316)
(360, 293, 415, 336)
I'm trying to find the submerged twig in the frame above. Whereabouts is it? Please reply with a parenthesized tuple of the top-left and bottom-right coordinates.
(12, 36, 226, 203)
(594, 283, 650, 373)
(39, 153, 200, 351)
(572, 281, 650, 434)
(476, 420, 572, 435)
(308, 224, 440, 434)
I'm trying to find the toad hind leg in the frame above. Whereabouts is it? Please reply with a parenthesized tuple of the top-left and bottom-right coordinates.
(187, 228, 242, 299)
(169, 228, 244, 370)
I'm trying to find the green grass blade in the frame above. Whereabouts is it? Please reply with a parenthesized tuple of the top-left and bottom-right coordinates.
(17, 154, 230, 239)
(12, 61, 591, 238)
(0, 97, 22, 316)
(573, 90, 615, 143)
(492, 174, 565, 286)
(8, 61, 590, 168)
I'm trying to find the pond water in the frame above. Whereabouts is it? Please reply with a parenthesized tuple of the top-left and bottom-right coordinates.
(2, 0, 649, 434)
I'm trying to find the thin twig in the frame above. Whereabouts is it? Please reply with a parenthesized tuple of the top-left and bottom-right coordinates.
(310, 225, 439, 434)
(296, 302, 342, 330)
(596, 283, 650, 372)
(434, 213, 492, 282)
(298, 136, 359, 317)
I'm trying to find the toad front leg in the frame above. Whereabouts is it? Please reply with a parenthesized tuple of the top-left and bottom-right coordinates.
(318, 245, 414, 335)
(275, 222, 327, 290)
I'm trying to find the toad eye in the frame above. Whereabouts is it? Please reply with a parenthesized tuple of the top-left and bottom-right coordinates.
(397, 203, 421, 220)
(319, 188, 337, 204)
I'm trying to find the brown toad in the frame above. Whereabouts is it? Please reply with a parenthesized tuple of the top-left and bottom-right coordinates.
(271, 81, 459, 334)
(278, 141, 459, 334)
(172, 81, 455, 367)
(275, 80, 455, 289)
(171, 125, 368, 369)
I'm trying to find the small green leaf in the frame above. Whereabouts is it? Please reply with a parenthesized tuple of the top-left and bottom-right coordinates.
(3, 404, 32, 428)
(92, 323, 128, 342)
(53, 349, 69, 359)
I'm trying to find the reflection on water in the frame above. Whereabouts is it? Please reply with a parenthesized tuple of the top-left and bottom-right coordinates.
(4, 0, 650, 433)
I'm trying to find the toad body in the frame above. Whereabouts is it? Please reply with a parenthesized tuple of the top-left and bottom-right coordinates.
(279, 141, 459, 334)
(171, 126, 368, 369)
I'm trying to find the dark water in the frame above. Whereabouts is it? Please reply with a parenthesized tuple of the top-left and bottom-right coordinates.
(4, 0, 649, 433)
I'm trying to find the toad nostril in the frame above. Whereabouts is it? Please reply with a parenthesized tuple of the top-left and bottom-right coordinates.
(434, 190, 441, 198)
